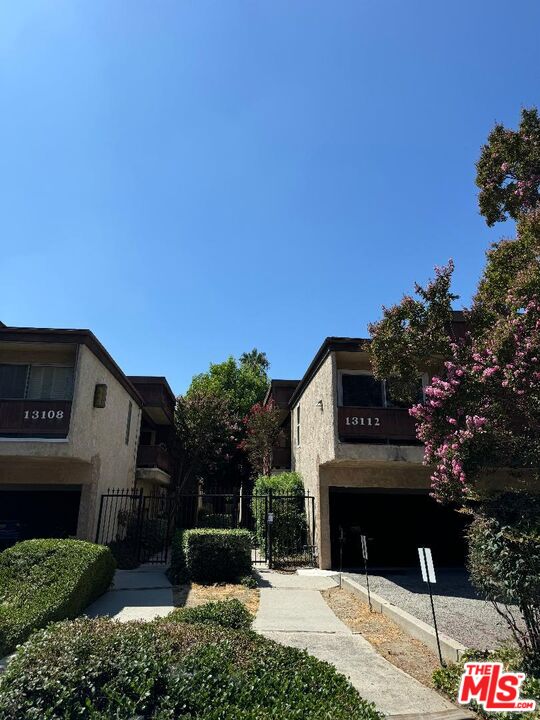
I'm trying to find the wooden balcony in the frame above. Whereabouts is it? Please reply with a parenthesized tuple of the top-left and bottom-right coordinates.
(137, 444, 172, 475)
(271, 446, 291, 469)
(0, 400, 72, 438)
(338, 406, 418, 443)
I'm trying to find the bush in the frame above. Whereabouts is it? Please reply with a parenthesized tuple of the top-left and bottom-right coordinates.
(0, 618, 383, 720)
(197, 512, 233, 528)
(433, 647, 540, 720)
(467, 492, 540, 672)
(166, 599, 253, 630)
(169, 528, 252, 583)
(0, 539, 115, 657)
(252, 472, 308, 565)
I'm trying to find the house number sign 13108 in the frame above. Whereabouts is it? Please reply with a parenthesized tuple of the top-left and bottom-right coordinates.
(24, 409, 65, 420)
(345, 416, 380, 427)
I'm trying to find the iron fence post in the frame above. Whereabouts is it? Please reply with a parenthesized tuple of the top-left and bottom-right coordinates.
(267, 488, 273, 569)
(94, 492, 106, 544)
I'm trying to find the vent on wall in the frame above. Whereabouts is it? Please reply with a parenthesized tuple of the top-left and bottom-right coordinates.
(93, 384, 108, 408)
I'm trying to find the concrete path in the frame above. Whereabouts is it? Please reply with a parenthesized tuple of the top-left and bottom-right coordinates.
(85, 565, 174, 621)
(254, 569, 456, 717)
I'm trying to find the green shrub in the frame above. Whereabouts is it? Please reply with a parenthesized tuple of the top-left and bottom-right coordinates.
(0, 539, 115, 657)
(198, 512, 233, 528)
(433, 647, 540, 720)
(166, 599, 253, 630)
(169, 528, 251, 583)
(252, 472, 308, 565)
(0, 617, 383, 720)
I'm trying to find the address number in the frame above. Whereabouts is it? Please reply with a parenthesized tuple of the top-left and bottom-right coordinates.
(24, 410, 65, 420)
(345, 416, 380, 427)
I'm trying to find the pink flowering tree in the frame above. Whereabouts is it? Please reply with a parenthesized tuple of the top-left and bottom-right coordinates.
(240, 399, 282, 478)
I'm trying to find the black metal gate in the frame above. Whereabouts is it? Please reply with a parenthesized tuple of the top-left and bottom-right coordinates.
(96, 488, 316, 568)
(95, 488, 176, 565)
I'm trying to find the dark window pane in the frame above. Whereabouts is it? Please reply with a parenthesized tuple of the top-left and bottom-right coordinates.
(341, 374, 383, 407)
(385, 378, 424, 408)
(27, 366, 74, 400)
(0, 364, 28, 399)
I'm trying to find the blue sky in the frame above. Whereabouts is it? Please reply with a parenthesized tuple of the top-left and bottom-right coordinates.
(1, 1, 538, 394)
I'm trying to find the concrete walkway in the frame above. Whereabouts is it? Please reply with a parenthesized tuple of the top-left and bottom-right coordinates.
(85, 565, 174, 621)
(254, 569, 457, 717)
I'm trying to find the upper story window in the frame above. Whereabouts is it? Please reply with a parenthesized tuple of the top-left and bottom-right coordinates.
(0, 364, 74, 401)
(296, 405, 300, 446)
(338, 371, 423, 408)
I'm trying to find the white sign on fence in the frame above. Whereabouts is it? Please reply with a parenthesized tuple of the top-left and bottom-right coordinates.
(418, 547, 436, 584)
(361, 534, 368, 561)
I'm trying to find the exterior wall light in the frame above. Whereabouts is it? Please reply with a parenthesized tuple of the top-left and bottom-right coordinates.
(93, 383, 108, 408)
(316, 399, 324, 411)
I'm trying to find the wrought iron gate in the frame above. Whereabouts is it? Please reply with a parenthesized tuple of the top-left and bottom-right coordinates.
(96, 488, 316, 568)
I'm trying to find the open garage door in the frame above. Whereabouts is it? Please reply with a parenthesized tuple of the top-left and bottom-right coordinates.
(329, 488, 469, 568)
(0, 485, 81, 549)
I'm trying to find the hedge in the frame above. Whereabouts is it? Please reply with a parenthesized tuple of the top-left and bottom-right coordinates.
(0, 617, 383, 720)
(0, 539, 115, 657)
(433, 647, 540, 720)
(166, 599, 253, 630)
(169, 528, 251, 583)
(252, 471, 308, 564)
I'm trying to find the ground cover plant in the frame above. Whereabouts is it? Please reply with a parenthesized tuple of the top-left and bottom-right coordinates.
(169, 528, 251, 583)
(166, 598, 253, 630)
(0, 539, 115, 656)
(0, 617, 383, 720)
(433, 647, 540, 720)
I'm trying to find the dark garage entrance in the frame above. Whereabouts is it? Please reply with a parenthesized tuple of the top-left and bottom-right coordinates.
(0, 485, 81, 549)
(329, 488, 469, 568)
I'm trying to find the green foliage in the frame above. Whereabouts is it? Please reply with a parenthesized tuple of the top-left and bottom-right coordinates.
(433, 648, 540, 720)
(467, 493, 540, 671)
(197, 511, 233, 528)
(0, 539, 115, 657)
(368, 261, 458, 404)
(240, 399, 282, 477)
(476, 107, 540, 226)
(240, 573, 258, 589)
(188, 351, 270, 420)
(166, 599, 253, 630)
(0, 618, 382, 720)
(169, 528, 252, 583)
(252, 472, 308, 565)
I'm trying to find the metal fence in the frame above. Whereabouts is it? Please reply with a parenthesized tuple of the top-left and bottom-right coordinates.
(96, 488, 316, 568)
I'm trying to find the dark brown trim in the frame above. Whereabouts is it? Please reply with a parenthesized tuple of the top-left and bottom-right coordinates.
(0, 327, 144, 406)
(263, 379, 300, 406)
(127, 375, 176, 406)
(288, 337, 370, 408)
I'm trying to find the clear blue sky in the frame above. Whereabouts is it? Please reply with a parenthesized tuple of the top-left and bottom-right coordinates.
(1, 1, 538, 394)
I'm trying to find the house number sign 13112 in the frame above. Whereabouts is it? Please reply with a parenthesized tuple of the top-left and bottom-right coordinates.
(24, 409, 65, 420)
(345, 416, 380, 427)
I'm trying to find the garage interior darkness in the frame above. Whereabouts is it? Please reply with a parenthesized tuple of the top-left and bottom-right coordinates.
(329, 487, 469, 568)
(0, 485, 81, 547)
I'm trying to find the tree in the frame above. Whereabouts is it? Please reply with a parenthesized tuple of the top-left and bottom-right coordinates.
(188, 350, 269, 419)
(369, 107, 540, 669)
(171, 389, 237, 492)
(240, 399, 282, 477)
(476, 107, 540, 226)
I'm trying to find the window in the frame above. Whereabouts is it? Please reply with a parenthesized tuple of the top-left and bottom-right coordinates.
(296, 405, 300, 446)
(339, 372, 424, 408)
(125, 401, 133, 445)
(0, 364, 29, 399)
(27, 366, 74, 400)
(341, 373, 383, 407)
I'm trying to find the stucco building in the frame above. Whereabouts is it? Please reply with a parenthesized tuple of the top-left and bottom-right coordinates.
(0, 323, 174, 545)
(269, 330, 469, 570)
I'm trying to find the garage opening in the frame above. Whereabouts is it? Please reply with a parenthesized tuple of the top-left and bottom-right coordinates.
(329, 488, 469, 568)
(0, 485, 82, 549)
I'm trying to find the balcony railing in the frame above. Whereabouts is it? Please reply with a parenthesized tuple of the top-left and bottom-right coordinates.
(338, 406, 418, 443)
(137, 445, 172, 475)
(0, 399, 72, 438)
(271, 446, 291, 469)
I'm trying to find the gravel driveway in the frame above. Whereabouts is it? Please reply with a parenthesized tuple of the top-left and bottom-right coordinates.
(345, 568, 520, 651)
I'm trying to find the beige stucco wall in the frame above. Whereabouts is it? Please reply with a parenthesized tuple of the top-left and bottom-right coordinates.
(0, 343, 142, 540)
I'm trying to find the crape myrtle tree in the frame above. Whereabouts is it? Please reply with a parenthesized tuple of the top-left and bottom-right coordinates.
(185, 349, 271, 492)
(368, 108, 540, 670)
(240, 399, 282, 478)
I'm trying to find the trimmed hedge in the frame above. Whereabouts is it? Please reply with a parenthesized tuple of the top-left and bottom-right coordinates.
(169, 528, 251, 583)
(166, 599, 253, 630)
(0, 539, 115, 656)
(0, 618, 383, 720)
(433, 648, 540, 720)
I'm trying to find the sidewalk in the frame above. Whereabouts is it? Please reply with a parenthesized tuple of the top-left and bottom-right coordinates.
(253, 569, 458, 717)
(85, 565, 174, 621)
